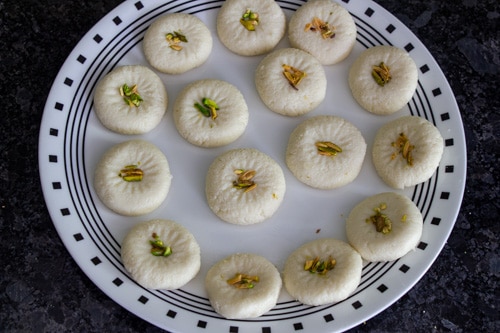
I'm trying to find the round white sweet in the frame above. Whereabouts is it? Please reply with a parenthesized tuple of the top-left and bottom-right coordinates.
(205, 148, 286, 225)
(288, 0, 357, 65)
(255, 47, 327, 116)
(348, 45, 418, 115)
(93, 65, 168, 134)
(173, 79, 249, 147)
(345, 192, 423, 262)
(286, 115, 367, 189)
(205, 253, 282, 319)
(121, 219, 201, 290)
(94, 140, 172, 216)
(216, 0, 286, 56)
(143, 13, 212, 74)
(283, 238, 362, 306)
(372, 115, 444, 189)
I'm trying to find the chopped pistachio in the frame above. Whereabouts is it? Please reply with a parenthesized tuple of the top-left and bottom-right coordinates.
(304, 17, 336, 39)
(119, 84, 143, 107)
(315, 141, 342, 156)
(366, 203, 392, 234)
(238, 170, 256, 181)
(194, 97, 219, 120)
(227, 273, 259, 289)
(149, 233, 172, 257)
(372, 62, 391, 86)
(304, 256, 336, 274)
(390, 132, 414, 166)
(119, 164, 144, 182)
(166, 31, 188, 51)
(240, 9, 259, 31)
(233, 169, 257, 192)
(282, 64, 306, 90)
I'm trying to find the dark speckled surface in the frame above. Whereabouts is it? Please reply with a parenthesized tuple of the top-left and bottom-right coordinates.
(1, 0, 498, 332)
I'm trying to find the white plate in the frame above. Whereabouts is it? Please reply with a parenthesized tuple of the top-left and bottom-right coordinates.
(38, 0, 466, 332)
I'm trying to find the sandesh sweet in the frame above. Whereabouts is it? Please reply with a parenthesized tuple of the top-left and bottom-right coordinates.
(345, 192, 423, 262)
(288, 0, 357, 65)
(255, 47, 327, 116)
(283, 238, 362, 306)
(286, 115, 367, 189)
(205, 148, 286, 225)
(93, 65, 168, 134)
(205, 253, 282, 319)
(121, 219, 201, 290)
(94, 140, 172, 216)
(372, 115, 444, 189)
(216, 0, 286, 56)
(348, 45, 418, 115)
(173, 79, 249, 148)
(143, 13, 212, 74)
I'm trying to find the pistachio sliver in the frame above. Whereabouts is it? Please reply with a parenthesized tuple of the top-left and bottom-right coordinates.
(149, 232, 172, 257)
(304, 256, 336, 274)
(366, 203, 392, 234)
(227, 273, 259, 289)
(195, 97, 219, 120)
(372, 62, 391, 86)
(194, 102, 211, 117)
(282, 64, 306, 90)
(240, 9, 259, 31)
(119, 164, 144, 182)
(305, 17, 336, 39)
(119, 84, 143, 107)
(315, 141, 342, 156)
(166, 31, 188, 51)
(390, 132, 414, 166)
(233, 169, 257, 192)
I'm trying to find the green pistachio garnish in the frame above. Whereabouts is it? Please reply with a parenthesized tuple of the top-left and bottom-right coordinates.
(194, 97, 219, 120)
(166, 31, 188, 51)
(304, 256, 336, 275)
(233, 169, 257, 192)
(227, 273, 260, 289)
(391, 132, 414, 166)
(240, 9, 259, 31)
(119, 164, 143, 182)
(315, 141, 342, 156)
(149, 233, 172, 257)
(119, 84, 143, 107)
(372, 62, 391, 86)
(282, 64, 306, 90)
(304, 17, 336, 39)
(366, 203, 392, 234)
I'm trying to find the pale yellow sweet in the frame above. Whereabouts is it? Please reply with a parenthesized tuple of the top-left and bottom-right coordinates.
(283, 238, 362, 306)
(349, 45, 418, 115)
(121, 219, 201, 290)
(205, 253, 282, 319)
(94, 140, 172, 216)
(286, 115, 366, 189)
(143, 13, 212, 74)
(205, 148, 286, 225)
(173, 79, 249, 147)
(216, 0, 286, 56)
(372, 115, 444, 189)
(93, 65, 167, 134)
(345, 192, 423, 262)
(288, 0, 357, 65)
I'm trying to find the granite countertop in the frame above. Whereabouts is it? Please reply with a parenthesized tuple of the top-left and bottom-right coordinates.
(1, 0, 498, 332)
